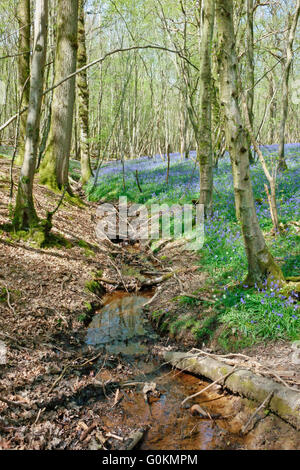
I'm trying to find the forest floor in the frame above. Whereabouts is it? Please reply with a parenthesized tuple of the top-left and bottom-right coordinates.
(0, 153, 299, 450)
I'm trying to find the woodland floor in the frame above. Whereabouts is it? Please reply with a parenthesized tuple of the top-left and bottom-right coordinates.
(0, 156, 299, 450)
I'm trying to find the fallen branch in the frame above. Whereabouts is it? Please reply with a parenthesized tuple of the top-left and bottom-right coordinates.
(143, 287, 161, 307)
(0, 396, 31, 410)
(48, 352, 103, 394)
(106, 432, 124, 442)
(141, 271, 174, 287)
(4, 285, 16, 316)
(181, 366, 238, 406)
(189, 348, 300, 392)
(98, 277, 120, 286)
(165, 350, 300, 429)
(109, 257, 129, 292)
(241, 391, 274, 435)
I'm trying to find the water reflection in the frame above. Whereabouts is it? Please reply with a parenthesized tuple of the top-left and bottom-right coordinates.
(86, 293, 150, 355)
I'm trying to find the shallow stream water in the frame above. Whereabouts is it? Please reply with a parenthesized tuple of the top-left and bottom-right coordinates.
(85, 292, 256, 450)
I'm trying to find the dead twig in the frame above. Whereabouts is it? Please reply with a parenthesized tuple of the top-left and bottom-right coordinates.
(48, 352, 103, 394)
(4, 284, 16, 316)
(80, 422, 98, 442)
(181, 366, 238, 406)
(241, 391, 274, 435)
(106, 432, 124, 442)
(0, 395, 31, 410)
(142, 287, 161, 307)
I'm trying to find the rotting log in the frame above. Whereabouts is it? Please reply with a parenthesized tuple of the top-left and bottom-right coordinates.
(164, 351, 300, 430)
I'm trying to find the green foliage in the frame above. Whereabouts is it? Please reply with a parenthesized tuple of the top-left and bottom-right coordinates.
(216, 286, 300, 346)
(78, 313, 88, 323)
(69, 159, 81, 182)
(85, 278, 105, 296)
(76, 239, 96, 257)
(178, 295, 200, 306)
(0, 287, 6, 303)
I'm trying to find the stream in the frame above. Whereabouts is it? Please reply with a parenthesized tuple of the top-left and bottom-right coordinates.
(85, 291, 256, 450)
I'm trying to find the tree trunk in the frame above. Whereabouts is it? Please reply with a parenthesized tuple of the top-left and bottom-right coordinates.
(245, 0, 255, 165)
(13, 0, 48, 229)
(77, 0, 92, 185)
(268, 73, 276, 144)
(216, 0, 283, 285)
(39, 0, 78, 191)
(278, 0, 300, 170)
(198, 0, 214, 217)
(15, 0, 31, 166)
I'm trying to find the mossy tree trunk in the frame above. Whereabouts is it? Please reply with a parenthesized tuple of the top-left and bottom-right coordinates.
(13, 0, 48, 229)
(77, 0, 92, 185)
(216, 0, 284, 285)
(15, 0, 31, 166)
(39, 0, 78, 191)
(198, 0, 214, 217)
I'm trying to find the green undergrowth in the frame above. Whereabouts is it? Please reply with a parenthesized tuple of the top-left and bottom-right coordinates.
(0, 222, 72, 249)
(96, 154, 299, 350)
(150, 292, 219, 343)
(69, 159, 81, 182)
(0, 223, 98, 259)
(197, 220, 299, 348)
(76, 239, 97, 257)
(85, 270, 105, 297)
(0, 287, 6, 303)
(213, 284, 300, 351)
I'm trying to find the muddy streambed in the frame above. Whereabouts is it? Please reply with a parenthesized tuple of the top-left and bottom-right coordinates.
(85, 292, 297, 450)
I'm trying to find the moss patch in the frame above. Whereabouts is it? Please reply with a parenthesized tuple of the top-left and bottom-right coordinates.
(85, 278, 106, 297)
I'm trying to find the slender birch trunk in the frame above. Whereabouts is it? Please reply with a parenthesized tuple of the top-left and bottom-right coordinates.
(278, 0, 300, 170)
(15, 0, 31, 166)
(77, 0, 92, 185)
(268, 73, 276, 144)
(13, 0, 48, 229)
(39, 0, 78, 191)
(216, 0, 283, 285)
(198, 0, 214, 217)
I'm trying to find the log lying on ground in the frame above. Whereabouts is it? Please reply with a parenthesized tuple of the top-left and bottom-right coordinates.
(164, 351, 300, 430)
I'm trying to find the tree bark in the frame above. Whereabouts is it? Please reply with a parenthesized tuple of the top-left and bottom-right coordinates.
(13, 0, 48, 229)
(77, 0, 92, 185)
(267, 73, 276, 144)
(15, 0, 31, 166)
(39, 0, 78, 191)
(216, 0, 283, 285)
(245, 0, 255, 164)
(198, 0, 214, 217)
(278, 0, 300, 170)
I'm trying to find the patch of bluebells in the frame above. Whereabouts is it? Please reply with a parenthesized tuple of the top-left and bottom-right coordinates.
(214, 255, 299, 342)
(89, 144, 299, 273)
(88, 145, 299, 341)
(220, 276, 300, 341)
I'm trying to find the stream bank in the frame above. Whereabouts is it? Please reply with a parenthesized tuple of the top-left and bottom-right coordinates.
(81, 290, 300, 450)
(0, 165, 299, 450)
